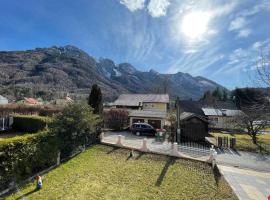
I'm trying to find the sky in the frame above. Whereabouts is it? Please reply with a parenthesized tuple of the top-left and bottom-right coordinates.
(0, 0, 269, 89)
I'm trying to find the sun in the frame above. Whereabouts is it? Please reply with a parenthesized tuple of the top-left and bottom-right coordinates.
(182, 11, 211, 39)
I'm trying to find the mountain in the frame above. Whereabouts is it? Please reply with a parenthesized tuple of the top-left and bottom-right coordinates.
(0, 45, 225, 101)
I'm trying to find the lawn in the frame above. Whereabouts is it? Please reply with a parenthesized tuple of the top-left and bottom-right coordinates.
(0, 130, 24, 140)
(210, 132, 270, 154)
(6, 145, 237, 200)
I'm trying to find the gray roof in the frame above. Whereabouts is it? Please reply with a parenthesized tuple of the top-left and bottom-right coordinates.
(202, 108, 244, 117)
(180, 112, 208, 123)
(129, 110, 167, 119)
(113, 94, 169, 107)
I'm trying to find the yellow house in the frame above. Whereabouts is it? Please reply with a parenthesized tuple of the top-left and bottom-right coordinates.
(112, 94, 169, 129)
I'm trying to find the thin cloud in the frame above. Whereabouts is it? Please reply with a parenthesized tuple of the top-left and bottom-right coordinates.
(228, 17, 251, 38)
(119, 0, 170, 18)
(229, 17, 246, 31)
(237, 29, 251, 38)
(237, 0, 270, 17)
(219, 39, 270, 75)
(147, 0, 171, 18)
(120, 0, 145, 12)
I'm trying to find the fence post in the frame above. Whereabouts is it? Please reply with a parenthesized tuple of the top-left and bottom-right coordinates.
(209, 145, 217, 168)
(57, 151, 61, 166)
(140, 138, 149, 152)
(100, 132, 104, 141)
(171, 142, 181, 157)
(116, 135, 124, 146)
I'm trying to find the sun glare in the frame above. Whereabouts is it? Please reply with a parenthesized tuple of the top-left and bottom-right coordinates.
(182, 11, 211, 39)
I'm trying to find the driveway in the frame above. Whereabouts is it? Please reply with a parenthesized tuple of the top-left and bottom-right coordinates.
(216, 148, 270, 172)
(218, 165, 270, 200)
(102, 131, 210, 161)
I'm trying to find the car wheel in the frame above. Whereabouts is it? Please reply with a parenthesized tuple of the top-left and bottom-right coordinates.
(136, 132, 140, 136)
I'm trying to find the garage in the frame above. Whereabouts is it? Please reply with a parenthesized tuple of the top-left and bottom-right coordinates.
(129, 110, 167, 129)
(132, 118, 145, 124)
(148, 119, 161, 129)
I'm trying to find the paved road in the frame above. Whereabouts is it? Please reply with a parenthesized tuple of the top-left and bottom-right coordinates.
(218, 165, 270, 200)
(102, 131, 210, 161)
(216, 148, 270, 172)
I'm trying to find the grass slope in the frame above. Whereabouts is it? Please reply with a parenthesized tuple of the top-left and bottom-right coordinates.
(211, 132, 270, 154)
(6, 145, 237, 200)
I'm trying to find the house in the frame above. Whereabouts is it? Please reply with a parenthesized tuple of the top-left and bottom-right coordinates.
(202, 108, 244, 130)
(179, 99, 244, 130)
(179, 112, 208, 141)
(0, 95, 8, 105)
(22, 97, 40, 105)
(112, 94, 169, 129)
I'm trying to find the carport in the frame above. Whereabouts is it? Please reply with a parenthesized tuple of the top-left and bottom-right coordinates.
(129, 110, 167, 129)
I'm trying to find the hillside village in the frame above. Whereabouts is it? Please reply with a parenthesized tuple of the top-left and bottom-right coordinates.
(1, 66, 270, 200)
(1, 0, 270, 199)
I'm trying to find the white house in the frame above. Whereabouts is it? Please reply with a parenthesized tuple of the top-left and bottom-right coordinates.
(0, 95, 8, 105)
(112, 94, 169, 129)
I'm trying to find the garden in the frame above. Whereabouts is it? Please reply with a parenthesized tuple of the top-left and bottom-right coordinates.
(210, 131, 270, 154)
(6, 145, 237, 200)
(0, 102, 100, 192)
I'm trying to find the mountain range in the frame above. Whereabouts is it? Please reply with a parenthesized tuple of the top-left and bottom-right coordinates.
(0, 45, 225, 101)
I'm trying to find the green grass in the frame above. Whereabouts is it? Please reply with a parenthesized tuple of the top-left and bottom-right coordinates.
(6, 145, 236, 200)
(210, 132, 270, 154)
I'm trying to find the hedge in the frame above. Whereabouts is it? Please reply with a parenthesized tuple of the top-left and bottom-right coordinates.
(12, 115, 50, 133)
(0, 131, 58, 190)
(0, 131, 100, 191)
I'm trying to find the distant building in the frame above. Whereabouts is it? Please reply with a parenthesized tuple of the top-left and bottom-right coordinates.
(23, 97, 40, 105)
(112, 94, 169, 129)
(202, 108, 244, 130)
(0, 95, 8, 105)
(179, 112, 208, 141)
(179, 100, 244, 130)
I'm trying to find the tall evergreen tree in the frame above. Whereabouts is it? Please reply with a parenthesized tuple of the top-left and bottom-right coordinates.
(212, 87, 222, 100)
(222, 89, 228, 101)
(88, 84, 103, 114)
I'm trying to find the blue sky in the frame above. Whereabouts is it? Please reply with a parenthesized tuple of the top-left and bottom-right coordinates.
(0, 0, 269, 89)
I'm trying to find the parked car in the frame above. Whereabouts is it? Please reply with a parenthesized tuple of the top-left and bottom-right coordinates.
(130, 123, 156, 136)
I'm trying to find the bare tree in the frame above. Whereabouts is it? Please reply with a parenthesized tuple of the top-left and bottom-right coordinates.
(232, 88, 270, 145)
(235, 106, 268, 144)
(256, 49, 270, 87)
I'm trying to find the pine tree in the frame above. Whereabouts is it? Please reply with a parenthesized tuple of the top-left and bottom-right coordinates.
(88, 84, 103, 114)
(222, 89, 228, 101)
(212, 87, 222, 100)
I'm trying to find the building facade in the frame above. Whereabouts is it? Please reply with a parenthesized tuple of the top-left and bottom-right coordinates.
(112, 94, 169, 129)
(0, 95, 8, 105)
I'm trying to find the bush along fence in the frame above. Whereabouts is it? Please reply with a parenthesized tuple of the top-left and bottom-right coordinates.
(12, 115, 50, 133)
(0, 131, 58, 191)
(0, 130, 100, 192)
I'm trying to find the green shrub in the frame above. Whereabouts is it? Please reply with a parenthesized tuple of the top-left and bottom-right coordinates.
(50, 102, 100, 158)
(0, 103, 100, 191)
(12, 115, 50, 133)
(0, 131, 58, 190)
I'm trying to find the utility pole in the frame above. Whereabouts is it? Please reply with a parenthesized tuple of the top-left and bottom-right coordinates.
(176, 97, 181, 143)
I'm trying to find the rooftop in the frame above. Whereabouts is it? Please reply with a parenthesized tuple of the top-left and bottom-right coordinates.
(113, 94, 169, 107)
(202, 108, 244, 117)
(180, 112, 208, 123)
(129, 110, 167, 118)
